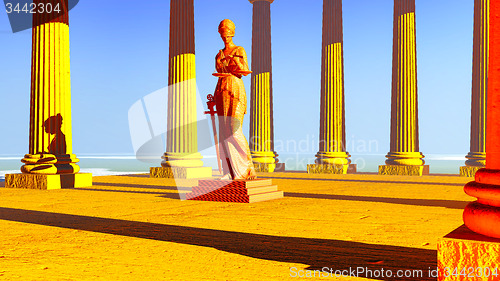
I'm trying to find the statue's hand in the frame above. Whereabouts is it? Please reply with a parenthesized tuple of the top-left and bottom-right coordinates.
(216, 50, 227, 72)
(221, 56, 232, 64)
(216, 58, 224, 68)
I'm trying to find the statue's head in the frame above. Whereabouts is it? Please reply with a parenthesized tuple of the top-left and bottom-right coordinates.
(43, 113, 63, 134)
(218, 19, 235, 39)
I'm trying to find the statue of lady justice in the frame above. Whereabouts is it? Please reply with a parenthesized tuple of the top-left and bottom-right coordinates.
(213, 19, 257, 180)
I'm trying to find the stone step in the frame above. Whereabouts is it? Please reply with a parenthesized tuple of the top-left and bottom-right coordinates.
(186, 190, 284, 203)
(192, 185, 278, 196)
(197, 179, 273, 189)
(186, 178, 282, 203)
(248, 190, 284, 203)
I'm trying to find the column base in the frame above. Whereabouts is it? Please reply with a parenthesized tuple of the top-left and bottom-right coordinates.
(251, 151, 278, 164)
(161, 152, 204, 168)
(150, 166, 212, 179)
(385, 151, 425, 166)
(460, 166, 484, 177)
(21, 153, 81, 174)
(378, 165, 429, 176)
(438, 225, 500, 280)
(307, 164, 357, 174)
(465, 152, 486, 167)
(4, 173, 92, 190)
(253, 163, 285, 173)
(314, 152, 351, 165)
(463, 170, 500, 238)
(463, 201, 500, 239)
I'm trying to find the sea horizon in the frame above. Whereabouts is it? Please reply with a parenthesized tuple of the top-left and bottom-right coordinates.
(0, 153, 470, 181)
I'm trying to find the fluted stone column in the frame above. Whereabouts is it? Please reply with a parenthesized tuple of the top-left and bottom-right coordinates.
(5, 0, 92, 189)
(378, 0, 428, 176)
(248, 0, 283, 173)
(437, 0, 500, 272)
(462, 0, 500, 238)
(150, 0, 211, 179)
(461, 0, 489, 177)
(307, 0, 355, 175)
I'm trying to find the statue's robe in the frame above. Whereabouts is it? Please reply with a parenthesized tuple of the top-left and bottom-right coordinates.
(214, 46, 257, 180)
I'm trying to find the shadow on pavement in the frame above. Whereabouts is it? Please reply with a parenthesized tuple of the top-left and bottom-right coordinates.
(285, 192, 470, 209)
(0, 207, 436, 280)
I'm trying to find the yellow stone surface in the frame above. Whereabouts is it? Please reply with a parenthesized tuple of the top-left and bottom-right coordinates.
(438, 225, 500, 281)
(5, 173, 92, 190)
(253, 163, 276, 173)
(150, 166, 212, 179)
(0, 172, 472, 280)
(379, 165, 430, 176)
(253, 163, 285, 173)
(459, 166, 483, 177)
(307, 164, 357, 174)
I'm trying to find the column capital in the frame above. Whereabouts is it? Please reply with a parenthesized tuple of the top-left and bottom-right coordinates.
(249, 0, 274, 4)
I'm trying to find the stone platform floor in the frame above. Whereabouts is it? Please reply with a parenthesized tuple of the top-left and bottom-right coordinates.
(0, 172, 472, 280)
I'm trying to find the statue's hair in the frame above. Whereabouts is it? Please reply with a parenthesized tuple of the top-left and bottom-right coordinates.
(44, 113, 63, 129)
(218, 19, 235, 36)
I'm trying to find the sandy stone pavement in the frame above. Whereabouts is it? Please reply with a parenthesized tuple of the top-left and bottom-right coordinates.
(0, 172, 472, 280)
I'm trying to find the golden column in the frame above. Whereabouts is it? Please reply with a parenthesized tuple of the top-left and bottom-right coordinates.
(5, 0, 92, 189)
(378, 0, 428, 176)
(248, 0, 282, 173)
(307, 0, 355, 175)
(150, 0, 212, 179)
(460, 0, 489, 177)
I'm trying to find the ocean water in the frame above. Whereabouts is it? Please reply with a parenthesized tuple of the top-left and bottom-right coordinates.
(0, 154, 468, 181)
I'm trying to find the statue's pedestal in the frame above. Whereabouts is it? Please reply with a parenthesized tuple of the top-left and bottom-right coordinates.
(438, 225, 500, 280)
(378, 165, 429, 176)
(253, 163, 285, 173)
(5, 173, 92, 190)
(307, 164, 357, 174)
(150, 166, 212, 179)
(185, 179, 283, 203)
(460, 166, 483, 177)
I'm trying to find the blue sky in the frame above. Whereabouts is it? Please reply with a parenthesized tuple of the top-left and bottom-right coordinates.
(0, 0, 474, 158)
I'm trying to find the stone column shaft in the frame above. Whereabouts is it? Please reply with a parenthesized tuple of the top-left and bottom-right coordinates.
(317, 0, 349, 163)
(162, 0, 201, 168)
(470, 0, 489, 157)
(5, 0, 92, 189)
(308, 0, 353, 174)
(249, 0, 279, 172)
(379, 0, 427, 176)
(22, 0, 79, 174)
(486, 0, 500, 169)
(461, 0, 489, 177)
(469, 0, 489, 163)
(151, 0, 211, 179)
(462, 0, 500, 238)
(390, 0, 419, 156)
